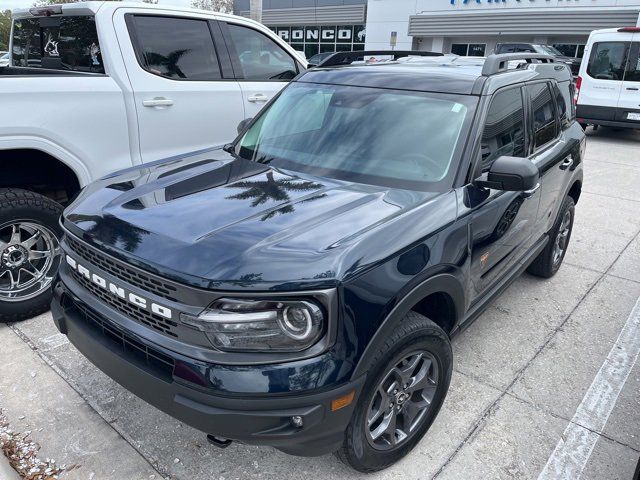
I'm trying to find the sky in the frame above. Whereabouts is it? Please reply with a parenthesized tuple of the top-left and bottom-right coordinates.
(0, 0, 194, 11)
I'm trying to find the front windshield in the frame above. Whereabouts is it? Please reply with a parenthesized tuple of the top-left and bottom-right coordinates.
(235, 83, 475, 191)
(535, 45, 562, 56)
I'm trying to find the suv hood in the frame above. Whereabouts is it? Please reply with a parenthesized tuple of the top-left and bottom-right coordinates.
(63, 149, 452, 290)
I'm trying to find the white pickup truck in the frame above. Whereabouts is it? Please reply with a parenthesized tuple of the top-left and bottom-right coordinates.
(0, 1, 306, 321)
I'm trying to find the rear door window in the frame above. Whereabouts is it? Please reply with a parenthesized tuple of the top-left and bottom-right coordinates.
(528, 83, 559, 149)
(12, 15, 103, 73)
(131, 16, 221, 80)
(226, 23, 298, 80)
(587, 42, 629, 81)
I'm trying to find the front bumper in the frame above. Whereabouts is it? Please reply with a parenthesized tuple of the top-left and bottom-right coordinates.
(51, 281, 364, 456)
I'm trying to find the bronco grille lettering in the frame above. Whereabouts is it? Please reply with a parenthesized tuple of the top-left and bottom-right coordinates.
(65, 254, 173, 320)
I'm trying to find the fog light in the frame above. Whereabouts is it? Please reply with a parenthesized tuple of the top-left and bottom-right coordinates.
(291, 415, 304, 427)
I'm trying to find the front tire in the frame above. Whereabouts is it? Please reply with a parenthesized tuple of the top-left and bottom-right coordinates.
(336, 312, 452, 472)
(0, 189, 63, 323)
(527, 196, 575, 279)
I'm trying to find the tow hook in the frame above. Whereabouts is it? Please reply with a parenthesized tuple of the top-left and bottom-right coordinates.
(206, 434, 233, 448)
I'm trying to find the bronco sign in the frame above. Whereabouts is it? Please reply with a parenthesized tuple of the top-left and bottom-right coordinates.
(271, 25, 366, 59)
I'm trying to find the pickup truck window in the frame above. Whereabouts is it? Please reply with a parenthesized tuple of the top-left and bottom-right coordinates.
(131, 16, 221, 80)
(12, 16, 104, 73)
(227, 23, 298, 80)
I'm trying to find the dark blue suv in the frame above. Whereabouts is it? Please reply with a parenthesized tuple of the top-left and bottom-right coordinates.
(51, 52, 585, 472)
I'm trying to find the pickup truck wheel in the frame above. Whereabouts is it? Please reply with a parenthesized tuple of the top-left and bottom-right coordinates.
(527, 196, 575, 279)
(0, 189, 63, 323)
(335, 312, 452, 473)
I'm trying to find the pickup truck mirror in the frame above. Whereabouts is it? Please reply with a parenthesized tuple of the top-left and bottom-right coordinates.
(475, 156, 539, 192)
(237, 118, 253, 135)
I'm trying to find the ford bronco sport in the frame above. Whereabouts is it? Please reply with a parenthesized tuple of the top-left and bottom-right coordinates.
(51, 51, 585, 472)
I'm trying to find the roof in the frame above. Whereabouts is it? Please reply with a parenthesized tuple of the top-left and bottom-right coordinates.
(298, 56, 572, 96)
(11, 1, 262, 27)
(299, 61, 484, 95)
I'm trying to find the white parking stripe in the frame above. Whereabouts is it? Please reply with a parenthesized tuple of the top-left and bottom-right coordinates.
(538, 297, 640, 480)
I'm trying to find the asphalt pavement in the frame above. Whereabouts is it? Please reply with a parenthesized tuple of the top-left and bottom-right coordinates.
(0, 127, 639, 480)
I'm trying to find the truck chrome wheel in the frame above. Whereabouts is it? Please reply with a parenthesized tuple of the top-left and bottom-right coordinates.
(552, 210, 572, 267)
(366, 351, 438, 451)
(0, 222, 60, 302)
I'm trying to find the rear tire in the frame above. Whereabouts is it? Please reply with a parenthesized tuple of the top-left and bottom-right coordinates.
(0, 189, 63, 323)
(335, 312, 452, 472)
(527, 196, 575, 279)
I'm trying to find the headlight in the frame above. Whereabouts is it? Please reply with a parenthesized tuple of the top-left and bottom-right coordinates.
(181, 298, 325, 352)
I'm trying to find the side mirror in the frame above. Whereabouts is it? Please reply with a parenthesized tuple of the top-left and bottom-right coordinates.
(237, 118, 253, 135)
(475, 156, 539, 192)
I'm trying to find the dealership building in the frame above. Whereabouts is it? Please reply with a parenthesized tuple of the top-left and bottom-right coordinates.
(234, 0, 367, 59)
(235, 0, 640, 60)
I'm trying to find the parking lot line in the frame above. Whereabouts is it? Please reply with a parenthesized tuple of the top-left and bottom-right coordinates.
(538, 296, 640, 480)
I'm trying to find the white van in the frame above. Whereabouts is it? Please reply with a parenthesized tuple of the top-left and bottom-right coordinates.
(576, 27, 640, 129)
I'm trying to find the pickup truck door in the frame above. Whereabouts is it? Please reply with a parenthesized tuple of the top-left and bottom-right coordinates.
(220, 21, 302, 119)
(116, 11, 245, 163)
(466, 86, 541, 303)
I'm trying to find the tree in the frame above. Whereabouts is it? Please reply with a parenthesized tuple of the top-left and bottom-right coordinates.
(0, 10, 11, 51)
(191, 0, 233, 13)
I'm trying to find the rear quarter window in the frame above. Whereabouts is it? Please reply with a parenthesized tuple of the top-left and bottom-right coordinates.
(12, 16, 104, 73)
(552, 82, 574, 129)
(586, 42, 628, 81)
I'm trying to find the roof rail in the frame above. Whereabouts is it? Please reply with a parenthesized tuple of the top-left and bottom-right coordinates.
(316, 50, 443, 68)
(482, 53, 555, 76)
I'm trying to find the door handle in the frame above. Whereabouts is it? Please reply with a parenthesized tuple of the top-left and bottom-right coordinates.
(522, 183, 540, 198)
(143, 97, 174, 107)
(248, 94, 269, 103)
(626, 87, 639, 91)
(559, 157, 574, 171)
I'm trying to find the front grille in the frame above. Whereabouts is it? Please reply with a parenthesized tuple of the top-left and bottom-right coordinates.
(70, 267, 180, 338)
(73, 299, 175, 379)
(65, 235, 179, 302)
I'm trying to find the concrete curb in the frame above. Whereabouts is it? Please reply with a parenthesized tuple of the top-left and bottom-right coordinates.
(0, 453, 21, 480)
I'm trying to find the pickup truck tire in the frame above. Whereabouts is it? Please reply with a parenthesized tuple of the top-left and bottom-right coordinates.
(527, 196, 575, 279)
(0, 188, 63, 323)
(335, 312, 452, 473)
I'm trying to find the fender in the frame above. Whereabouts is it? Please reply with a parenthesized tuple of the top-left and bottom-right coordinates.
(0, 136, 91, 186)
(351, 273, 466, 379)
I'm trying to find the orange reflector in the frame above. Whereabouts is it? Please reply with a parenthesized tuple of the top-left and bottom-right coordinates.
(331, 390, 355, 412)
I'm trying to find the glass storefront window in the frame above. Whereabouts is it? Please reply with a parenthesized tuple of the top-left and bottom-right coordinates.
(272, 24, 365, 58)
(553, 44, 586, 58)
(451, 43, 486, 57)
